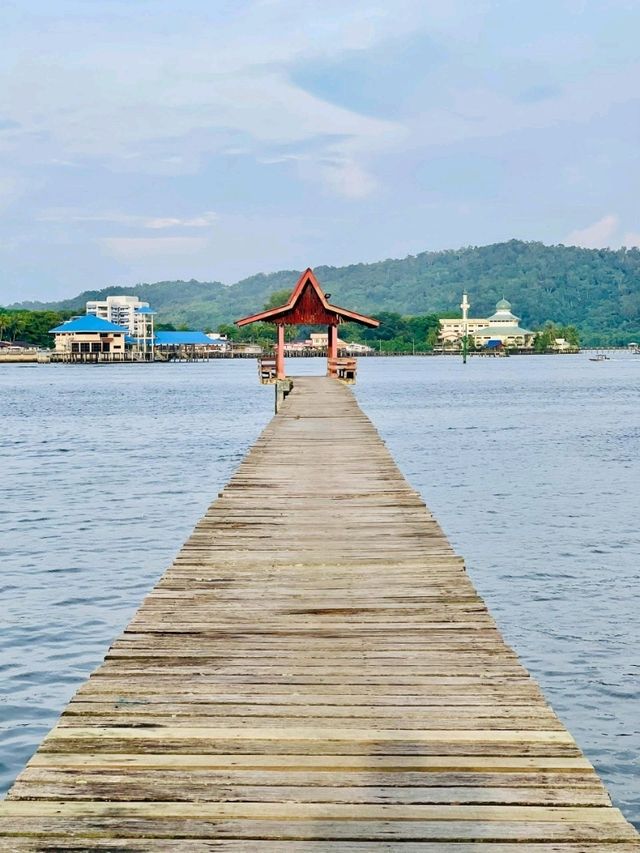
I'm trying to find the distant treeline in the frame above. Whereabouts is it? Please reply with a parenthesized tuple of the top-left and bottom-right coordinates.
(14, 240, 640, 346)
(219, 293, 581, 353)
(0, 308, 73, 348)
(217, 290, 443, 352)
(1, 304, 581, 354)
(219, 312, 443, 353)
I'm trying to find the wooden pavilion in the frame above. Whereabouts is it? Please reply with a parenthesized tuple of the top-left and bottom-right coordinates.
(235, 268, 379, 382)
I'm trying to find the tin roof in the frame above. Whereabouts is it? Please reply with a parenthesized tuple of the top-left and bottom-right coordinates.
(473, 325, 532, 337)
(49, 315, 128, 334)
(155, 331, 217, 345)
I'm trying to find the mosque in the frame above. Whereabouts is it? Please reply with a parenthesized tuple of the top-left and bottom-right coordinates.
(438, 294, 535, 350)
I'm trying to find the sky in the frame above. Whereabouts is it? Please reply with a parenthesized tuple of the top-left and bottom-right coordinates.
(1, 0, 640, 302)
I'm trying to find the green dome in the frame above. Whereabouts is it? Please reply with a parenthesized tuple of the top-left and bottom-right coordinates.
(495, 298, 511, 310)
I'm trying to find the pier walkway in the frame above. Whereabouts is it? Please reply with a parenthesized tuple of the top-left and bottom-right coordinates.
(1, 376, 638, 850)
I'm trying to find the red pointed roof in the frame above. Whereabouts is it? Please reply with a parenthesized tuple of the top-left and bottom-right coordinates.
(235, 268, 379, 328)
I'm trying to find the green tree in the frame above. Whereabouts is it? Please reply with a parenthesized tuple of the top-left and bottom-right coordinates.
(263, 289, 291, 310)
(561, 325, 580, 347)
(533, 323, 557, 352)
(426, 325, 440, 350)
(0, 308, 75, 347)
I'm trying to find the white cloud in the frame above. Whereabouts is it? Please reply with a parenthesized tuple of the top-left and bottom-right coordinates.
(3, 0, 636, 201)
(143, 213, 218, 229)
(38, 209, 218, 229)
(564, 214, 619, 248)
(319, 158, 377, 199)
(96, 211, 319, 283)
(3, 0, 640, 298)
(261, 150, 378, 199)
(0, 2, 409, 196)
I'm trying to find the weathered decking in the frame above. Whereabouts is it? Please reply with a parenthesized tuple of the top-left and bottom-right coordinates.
(1, 376, 638, 851)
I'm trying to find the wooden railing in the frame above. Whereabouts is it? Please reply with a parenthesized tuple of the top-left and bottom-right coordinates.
(328, 356, 357, 383)
(258, 356, 277, 384)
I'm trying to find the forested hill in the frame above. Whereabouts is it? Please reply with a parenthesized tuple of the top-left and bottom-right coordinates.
(14, 240, 640, 344)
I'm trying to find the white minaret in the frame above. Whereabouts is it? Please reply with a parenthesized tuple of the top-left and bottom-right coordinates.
(460, 291, 470, 333)
(460, 291, 471, 322)
(460, 291, 470, 363)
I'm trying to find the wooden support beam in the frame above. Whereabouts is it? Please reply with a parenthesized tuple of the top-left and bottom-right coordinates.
(275, 323, 285, 380)
(327, 323, 338, 375)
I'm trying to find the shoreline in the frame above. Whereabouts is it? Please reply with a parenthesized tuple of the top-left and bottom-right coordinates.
(4, 348, 629, 365)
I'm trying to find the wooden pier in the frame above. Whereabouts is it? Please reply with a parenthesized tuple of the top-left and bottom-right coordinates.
(1, 376, 638, 850)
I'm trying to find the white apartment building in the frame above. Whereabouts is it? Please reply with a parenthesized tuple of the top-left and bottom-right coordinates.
(86, 295, 151, 337)
(86, 295, 155, 357)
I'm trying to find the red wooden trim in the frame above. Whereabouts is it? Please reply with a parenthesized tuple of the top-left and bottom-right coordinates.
(235, 268, 379, 328)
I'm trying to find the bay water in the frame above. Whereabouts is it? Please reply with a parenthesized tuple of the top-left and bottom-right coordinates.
(1, 355, 638, 826)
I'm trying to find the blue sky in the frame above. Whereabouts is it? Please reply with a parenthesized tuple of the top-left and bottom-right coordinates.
(1, 0, 639, 301)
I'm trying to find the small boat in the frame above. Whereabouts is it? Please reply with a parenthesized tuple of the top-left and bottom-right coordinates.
(589, 352, 610, 362)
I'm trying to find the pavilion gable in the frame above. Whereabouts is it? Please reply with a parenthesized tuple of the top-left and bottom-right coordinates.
(235, 268, 379, 328)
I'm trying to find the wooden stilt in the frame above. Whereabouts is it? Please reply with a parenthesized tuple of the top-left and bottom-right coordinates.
(327, 324, 338, 375)
(276, 324, 285, 379)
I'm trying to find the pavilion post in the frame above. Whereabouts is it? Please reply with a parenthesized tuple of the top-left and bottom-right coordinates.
(276, 323, 286, 379)
(327, 323, 338, 376)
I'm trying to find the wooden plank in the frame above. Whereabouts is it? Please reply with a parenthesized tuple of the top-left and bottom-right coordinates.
(26, 754, 597, 771)
(0, 817, 637, 842)
(0, 800, 629, 822)
(7, 780, 612, 806)
(43, 726, 577, 743)
(3, 844, 639, 853)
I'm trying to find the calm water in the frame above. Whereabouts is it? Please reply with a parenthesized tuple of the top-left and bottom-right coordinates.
(1, 355, 638, 827)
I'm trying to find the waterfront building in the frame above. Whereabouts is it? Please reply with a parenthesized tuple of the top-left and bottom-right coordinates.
(49, 315, 128, 361)
(86, 295, 152, 339)
(206, 333, 230, 350)
(86, 295, 156, 358)
(439, 317, 491, 345)
(284, 333, 373, 355)
(154, 330, 228, 360)
(552, 337, 574, 352)
(127, 305, 156, 359)
(308, 332, 373, 354)
(0, 340, 33, 352)
(49, 318, 232, 362)
(438, 295, 534, 349)
(232, 343, 263, 355)
(471, 299, 534, 348)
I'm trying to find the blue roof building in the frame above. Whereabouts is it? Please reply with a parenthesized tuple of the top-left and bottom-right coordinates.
(49, 315, 129, 361)
(155, 331, 220, 346)
(50, 307, 227, 362)
(49, 315, 129, 334)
